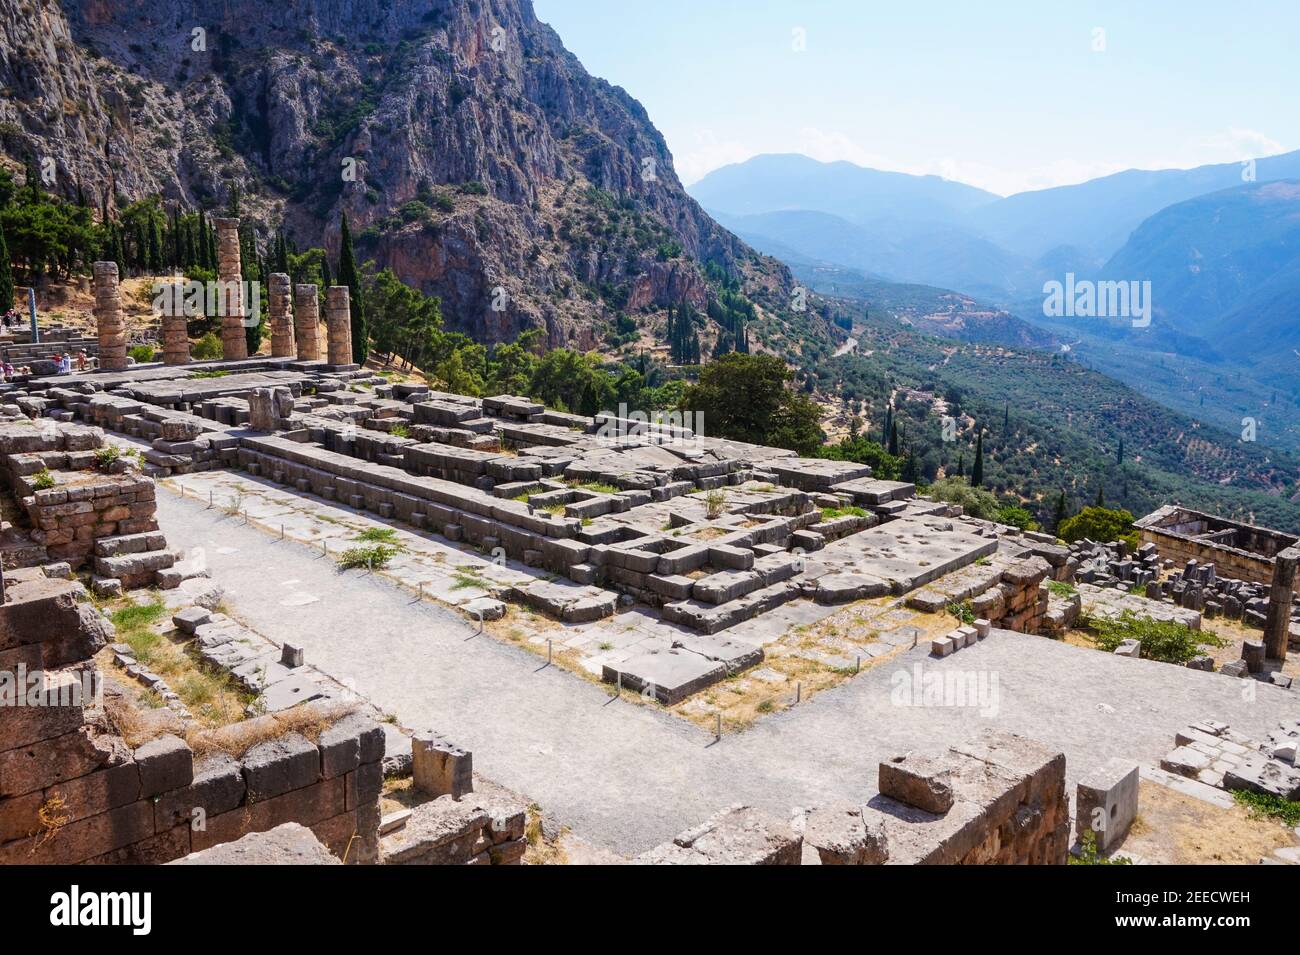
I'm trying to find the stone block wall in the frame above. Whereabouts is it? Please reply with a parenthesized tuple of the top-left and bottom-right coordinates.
(0, 578, 385, 865)
(994, 556, 1052, 634)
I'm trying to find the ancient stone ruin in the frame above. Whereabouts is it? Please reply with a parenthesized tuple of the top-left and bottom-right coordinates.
(4, 221, 1297, 869)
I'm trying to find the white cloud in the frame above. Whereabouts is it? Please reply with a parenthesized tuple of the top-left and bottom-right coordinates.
(673, 130, 762, 185)
(1200, 126, 1285, 161)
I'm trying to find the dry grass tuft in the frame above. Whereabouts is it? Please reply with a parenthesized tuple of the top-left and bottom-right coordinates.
(185, 700, 359, 758)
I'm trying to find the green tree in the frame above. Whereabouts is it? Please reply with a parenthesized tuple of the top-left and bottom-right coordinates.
(971, 431, 985, 487)
(679, 352, 823, 455)
(529, 348, 616, 416)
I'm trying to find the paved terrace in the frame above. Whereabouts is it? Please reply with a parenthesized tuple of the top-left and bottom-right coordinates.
(157, 483, 1299, 855)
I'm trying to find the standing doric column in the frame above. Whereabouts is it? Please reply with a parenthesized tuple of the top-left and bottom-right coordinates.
(92, 261, 128, 371)
(325, 286, 353, 367)
(293, 284, 322, 361)
(1264, 546, 1299, 661)
(267, 272, 295, 359)
(214, 217, 248, 361)
(159, 277, 190, 365)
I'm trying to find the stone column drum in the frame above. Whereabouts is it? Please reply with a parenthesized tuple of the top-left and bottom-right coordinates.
(325, 285, 353, 367)
(267, 272, 296, 359)
(214, 217, 248, 361)
(1264, 546, 1299, 661)
(92, 261, 128, 371)
(160, 277, 190, 365)
(293, 284, 322, 361)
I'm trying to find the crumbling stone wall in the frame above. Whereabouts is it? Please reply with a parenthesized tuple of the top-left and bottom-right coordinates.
(0, 576, 385, 865)
(634, 731, 1069, 865)
(0, 421, 158, 568)
(1138, 506, 1300, 597)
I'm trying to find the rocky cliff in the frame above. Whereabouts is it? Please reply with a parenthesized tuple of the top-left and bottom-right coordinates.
(0, 0, 835, 355)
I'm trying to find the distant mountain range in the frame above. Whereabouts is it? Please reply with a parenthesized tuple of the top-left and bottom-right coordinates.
(1100, 179, 1300, 363)
(692, 151, 1300, 456)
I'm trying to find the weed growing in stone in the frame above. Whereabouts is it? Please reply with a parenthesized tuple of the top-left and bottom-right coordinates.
(338, 543, 397, 570)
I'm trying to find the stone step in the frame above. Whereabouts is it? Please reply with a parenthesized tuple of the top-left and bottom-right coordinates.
(92, 548, 175, 580)
(93, 530, 167, 558)
(663, 580, 802, 634)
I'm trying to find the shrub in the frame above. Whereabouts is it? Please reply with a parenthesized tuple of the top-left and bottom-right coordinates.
(1231, 789, 1300, 827)
(996, 504, 1038, 532)
(191, 332, 222, 360)
(704, 489, 726, 520)
(94, 446, 121, 471)
(925, 477, 1002, 521)
(946, 600, 975, 625)
(1069, 830, 1132, 865)
(128, 344, 157, 364)
(1059, 506, 1139, 550)
(1084, 610, 1223, 664)
(337, 544, 396, 570)
(32, 468, 55, 490)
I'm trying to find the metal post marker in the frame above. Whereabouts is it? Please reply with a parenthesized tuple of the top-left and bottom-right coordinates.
(856, 654, 861, 673)
(796, 681, 802, 704)
(715, 713, 722, 742)
(546, 639, 552, 666)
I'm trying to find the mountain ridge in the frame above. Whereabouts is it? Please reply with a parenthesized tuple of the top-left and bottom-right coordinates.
(1, 0, 834, 356)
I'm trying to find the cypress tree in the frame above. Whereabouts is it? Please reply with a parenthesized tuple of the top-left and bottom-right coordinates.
(1095, 485, 1105, 508)
(0, 224, 13, 313)
(274, 231, 289, 275)
(148, 216, 162, 273)
(1116, 437, 1124, 465)
(111, 225, 127, 277)
(971, 431, 985, 487)
(1052, 490, 1068, 532)
(337, 213, 367, 364)
(956, 451, 964, 479)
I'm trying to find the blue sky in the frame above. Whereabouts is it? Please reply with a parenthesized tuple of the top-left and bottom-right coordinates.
(532, 0, 1298, 196)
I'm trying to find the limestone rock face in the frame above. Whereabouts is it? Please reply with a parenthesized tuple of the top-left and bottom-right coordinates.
(5, 0, 833, 357)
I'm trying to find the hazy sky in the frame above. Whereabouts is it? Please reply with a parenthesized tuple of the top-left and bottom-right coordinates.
(532, 0, 1298, 196)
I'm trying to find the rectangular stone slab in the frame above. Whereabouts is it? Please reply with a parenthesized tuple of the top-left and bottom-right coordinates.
(602, 650, 726, 704)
